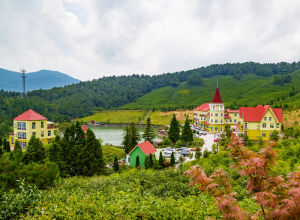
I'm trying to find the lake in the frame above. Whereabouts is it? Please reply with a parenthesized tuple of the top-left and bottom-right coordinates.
(90, 126, 161, 146)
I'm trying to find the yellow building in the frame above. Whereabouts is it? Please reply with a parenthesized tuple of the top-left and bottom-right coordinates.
(9, 109, 58, 148)
(194, 88, 283, 140)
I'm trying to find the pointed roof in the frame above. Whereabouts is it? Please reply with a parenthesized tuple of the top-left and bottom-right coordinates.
(129, 141, 157, 156)
(212, 88, 223, 103)
(14, 109, 47, 121)
(239, 105, 283, 122)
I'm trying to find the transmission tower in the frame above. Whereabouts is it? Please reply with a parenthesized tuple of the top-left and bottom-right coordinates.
(20, 68, 27, 97)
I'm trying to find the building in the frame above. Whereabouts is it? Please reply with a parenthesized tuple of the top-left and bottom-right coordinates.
(9, 109, 58, 148)
(194, 88, 283, 140)
(128, 141, 157, 167)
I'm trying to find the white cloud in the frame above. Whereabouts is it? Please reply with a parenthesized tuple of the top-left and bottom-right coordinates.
(0, 0, 299, 80)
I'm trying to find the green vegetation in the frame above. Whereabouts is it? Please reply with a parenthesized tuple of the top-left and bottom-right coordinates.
(168, 114, 180, 143)
(102, 145, 126, 163)
(142, 118, 155, 143)
(122, 123, 141, 154)
(80, 110, 146, 124)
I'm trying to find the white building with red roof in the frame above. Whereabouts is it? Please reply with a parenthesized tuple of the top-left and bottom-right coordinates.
(9, 109, 58, 148)
(194, 88, 283, 140)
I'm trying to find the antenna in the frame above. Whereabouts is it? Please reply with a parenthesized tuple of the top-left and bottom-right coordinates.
(20, 68, 27, 97)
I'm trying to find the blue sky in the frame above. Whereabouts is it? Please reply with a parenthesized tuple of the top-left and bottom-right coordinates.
(0, 0, 299, 80)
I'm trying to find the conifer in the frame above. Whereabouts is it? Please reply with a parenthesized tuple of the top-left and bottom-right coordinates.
(195, 146, 201, 160)
(123, 123, 141, 154)
(149, 153, 154, 168)
(113, 156, 119, 172)
(22, 136, 45, 164)
(170, 152, 175, 166)
(142, 118, 155, 143)
(13, 140, 23, 161)
(181, 116, 193, 143)
(168, 114, 180, 144)
(159, 151, 164, 168)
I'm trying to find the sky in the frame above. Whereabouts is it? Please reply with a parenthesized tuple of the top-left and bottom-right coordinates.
(0, 0, 299, 81)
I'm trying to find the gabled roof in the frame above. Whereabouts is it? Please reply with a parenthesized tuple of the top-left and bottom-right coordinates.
(239, 105, 283, 122)
(195, 103, 210, 111)
(14, 109, 47, 121)
(129, 141, 157, 156)
(212, 88, 223, 103)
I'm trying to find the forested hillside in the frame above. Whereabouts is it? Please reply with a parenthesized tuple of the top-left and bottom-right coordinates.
(0, 61, 300, 136)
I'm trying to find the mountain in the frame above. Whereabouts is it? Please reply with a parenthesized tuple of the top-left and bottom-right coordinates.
(0, 68, 80, 91)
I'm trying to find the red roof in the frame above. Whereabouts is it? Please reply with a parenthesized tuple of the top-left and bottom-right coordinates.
(226, 109, 239, 113)
(212, 88, 223, 103)
(82, 125, 87, 132)
(204, 122, 210, 125)
(239, 105, 282, 122)
(14, 109, 47, 121)
(195, 103, 210, 111)
(130, 141, 157, 155)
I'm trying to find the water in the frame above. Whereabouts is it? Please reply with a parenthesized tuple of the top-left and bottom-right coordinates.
(90, 126, 161, 146)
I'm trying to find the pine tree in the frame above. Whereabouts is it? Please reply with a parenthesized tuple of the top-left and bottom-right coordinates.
(159, 151, 164, 168)
(113, 156, 119, 172)
(77, 128, 105, 176)
(13, 140, 23, 161)
(142, 118, 155, 143)
(195, 146, 201, 160)
(123, 123, 141, 154)
(149, 153, 154, 168)
(144, 156, 150, 169)
(3, 138, 10, 152)
(170, 152, 175, 166)
(122, 126, 131, 154)
(48, 135, 66, 176)
(0, 144, 3, 157)
(0, 137, 2, 148)
(181, 116, 193, 143)
(168, 114, 180, 143)
(135, 156, 140, 168)
(22, 136, 46, 164)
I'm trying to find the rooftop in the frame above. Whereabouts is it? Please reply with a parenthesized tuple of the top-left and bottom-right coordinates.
(14, 109, 47, 121)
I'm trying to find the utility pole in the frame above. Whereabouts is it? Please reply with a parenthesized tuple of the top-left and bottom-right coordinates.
(20, 68, 26, 97)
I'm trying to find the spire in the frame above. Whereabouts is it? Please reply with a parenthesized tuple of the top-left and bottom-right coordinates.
(212, 88, 223, 103)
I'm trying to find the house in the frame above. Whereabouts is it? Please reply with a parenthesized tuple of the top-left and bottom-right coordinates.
(194, 88, 283, 140)
(128, 141, 157, 167)
(9, 109, 58, 149)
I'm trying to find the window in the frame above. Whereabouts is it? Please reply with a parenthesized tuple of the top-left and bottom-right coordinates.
(215, 113, 218, 116)
(269, 117, 272, 121)
(235, 113, 237, 116)
(215, 127, 218, 132)
(215, 119, 218, 123)
(211, 119, 213, 123)
(211, 127, 213, 132)
(48, 130, 51, 137)
(264, 117, 267, 121)
(32, 122, 36, 129)
(20, 142, 26, 149)
(32, 132, 36, 137)
(221, 113, 223, 116)
(17, 122, 26, 130)
(234, 119, 237, 122)
(225, 120, 228, 123)
(41, 122, 44, 128)
(211, 113, 213, 117)
(276, 123, 279, 128)
(220, 127, 223, 131)
(230, 119, 232, 123)
(262, 132, 266, 137)
(244, 123, 248, 129)
(270, 123, 274, 128)
(11, 137, 14, 144)
(262, 123, 266, 128)
(17, 132, 26, 139)
(41, 131, 44, 137)
(221, 120, 223, 123)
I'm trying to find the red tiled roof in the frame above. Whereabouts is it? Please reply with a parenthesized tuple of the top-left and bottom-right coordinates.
(14, 109, 47, 121)
(204, 122, 210, 125)
(212, 88, 223, 103)
(195, 103, 210, 111)
(130, 141, 157, 156)
(239, 105, 282, 122)
(226, 109, 239, 113)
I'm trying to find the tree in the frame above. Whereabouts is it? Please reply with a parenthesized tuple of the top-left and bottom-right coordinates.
(48, 135, 66, 176)
(149, 153, 154, 168)
(123, 123, 141, 154)
(113, 156, 119, 172)
(181, 116, 193, 143)
(170, 152, 175, 166)
(195, 146, 201, 160)
(142, 118, 155, 143)
(135, 156, 140, 168)
(13, 140, 23, 161)
(144, 156, 150, 169)
(159, 151, 164, 168)
(22, 136, 46, 164)
(168, 114, 180, 144)
(77, 128, 105, 176)
(270, 131, 279, 141)
(187, 73, 203, 86)
(3, 138, 10, 152)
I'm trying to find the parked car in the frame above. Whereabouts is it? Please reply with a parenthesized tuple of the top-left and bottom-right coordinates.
(200, 131, 207, 135)
(213, 138, 220, 142)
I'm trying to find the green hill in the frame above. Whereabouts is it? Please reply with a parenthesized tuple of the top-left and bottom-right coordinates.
(121, 71, 300, 110)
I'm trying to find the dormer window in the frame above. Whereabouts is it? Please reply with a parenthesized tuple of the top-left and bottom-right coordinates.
(269, 117, 272, 121)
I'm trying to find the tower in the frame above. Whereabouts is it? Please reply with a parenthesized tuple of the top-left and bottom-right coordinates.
(209, 84, 225, 133)
(20, 69, 26, 97)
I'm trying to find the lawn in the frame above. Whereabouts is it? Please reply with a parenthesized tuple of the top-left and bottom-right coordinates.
(149, 110, 194, 125)
(102, 145, 126, 163)
(79, 110, 147, 124)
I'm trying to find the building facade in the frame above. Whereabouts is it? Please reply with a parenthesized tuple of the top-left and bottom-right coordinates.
(9, 109, 58, 148)
(128, 141, 157, 167)
(194, 88, 283, 140)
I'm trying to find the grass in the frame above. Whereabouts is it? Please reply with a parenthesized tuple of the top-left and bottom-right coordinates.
(149, 110, 193, 125)
(102, 145, 126, 163)
(79, 110, 147, 124)
(283, 109, 300, 127)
